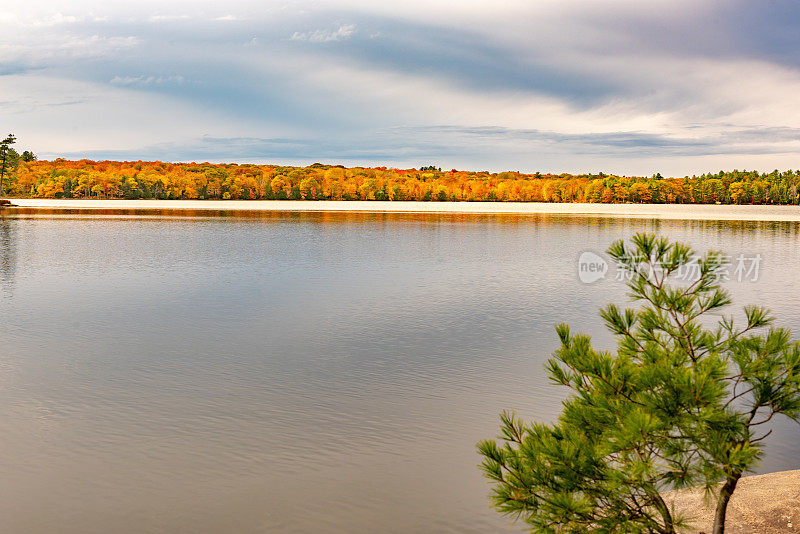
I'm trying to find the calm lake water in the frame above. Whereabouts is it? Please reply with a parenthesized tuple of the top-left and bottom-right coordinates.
(0, 208, 799, 533)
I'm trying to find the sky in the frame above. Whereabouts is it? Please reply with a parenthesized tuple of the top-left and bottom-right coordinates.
(2, 0, 800, 176)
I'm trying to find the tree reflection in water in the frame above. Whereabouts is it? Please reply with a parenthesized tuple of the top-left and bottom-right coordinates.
(0, 215, 16, 296)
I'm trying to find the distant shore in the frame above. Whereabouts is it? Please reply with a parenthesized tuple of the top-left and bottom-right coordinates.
(6, 199, 800, 222)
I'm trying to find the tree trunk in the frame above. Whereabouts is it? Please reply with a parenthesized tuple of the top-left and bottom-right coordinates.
(712, 472, 741, 534)
(645, 487, 676, 534)
(653, 495, 676, 534)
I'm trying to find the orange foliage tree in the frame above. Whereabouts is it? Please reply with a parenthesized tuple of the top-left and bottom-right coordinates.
(5, 161, 800, 205)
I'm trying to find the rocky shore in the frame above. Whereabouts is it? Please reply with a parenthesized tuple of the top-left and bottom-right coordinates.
(667, 470, 800, 533)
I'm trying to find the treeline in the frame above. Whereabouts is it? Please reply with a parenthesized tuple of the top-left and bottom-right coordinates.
(6, 159, 800, 204)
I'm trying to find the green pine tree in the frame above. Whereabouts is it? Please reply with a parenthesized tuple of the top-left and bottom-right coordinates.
(479, 233, 800, 534)
(0, 133, 17, 196)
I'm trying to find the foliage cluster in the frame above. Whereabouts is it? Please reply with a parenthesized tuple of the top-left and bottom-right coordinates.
(5, 160, 800, 204)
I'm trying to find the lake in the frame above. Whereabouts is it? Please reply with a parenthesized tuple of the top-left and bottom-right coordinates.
(0, 207, 799, 533)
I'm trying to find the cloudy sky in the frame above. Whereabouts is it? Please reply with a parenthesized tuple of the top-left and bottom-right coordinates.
(2, 0, 800, 175)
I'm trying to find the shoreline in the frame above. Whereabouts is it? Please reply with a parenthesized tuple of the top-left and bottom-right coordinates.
(667, 469, 799, 533)
(5, 199, 800, 222)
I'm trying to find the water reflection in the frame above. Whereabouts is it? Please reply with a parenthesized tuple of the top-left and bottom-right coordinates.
(4, 205, 800, 235)
(0, 208, 797, 534)
(0, 215, 17, 296)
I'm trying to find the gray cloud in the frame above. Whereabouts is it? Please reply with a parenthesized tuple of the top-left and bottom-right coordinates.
(109, 75, 186, 86)
(578, 0, 800, 68)
(290, 24, 356, 43)
(48, 124, 800, 168)
(389, 125, 800, 158)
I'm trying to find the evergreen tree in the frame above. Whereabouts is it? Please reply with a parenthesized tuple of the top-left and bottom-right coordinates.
(0, 133, 17, 196)
(479, 233, 800, 534)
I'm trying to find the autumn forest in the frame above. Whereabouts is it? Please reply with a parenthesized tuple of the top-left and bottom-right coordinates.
(6, 159, 800, 204)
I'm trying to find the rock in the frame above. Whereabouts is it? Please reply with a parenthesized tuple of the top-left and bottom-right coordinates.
(665, 470, 800, 533)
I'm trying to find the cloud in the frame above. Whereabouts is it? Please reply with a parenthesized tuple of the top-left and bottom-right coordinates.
(0, 33, 139, 66)
(48, 124, 800, 175)
(148, 14, 191, 22)
(29, 13, 80, 27)
(0, 73, 247, 152)
(110, 75, 186, 86)
(0, 12, 87, 28)
(290, 24, 356, 43)
(395, 125, 800, 157)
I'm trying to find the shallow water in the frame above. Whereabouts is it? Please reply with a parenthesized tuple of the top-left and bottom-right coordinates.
(0, 208, 799, 533)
